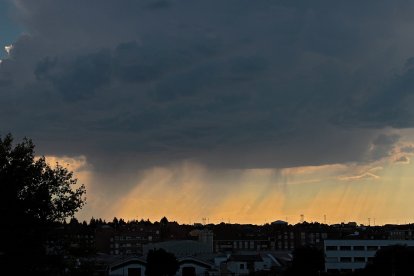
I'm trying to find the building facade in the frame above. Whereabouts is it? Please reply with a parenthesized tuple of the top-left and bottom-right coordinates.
(324, 239, 414, 273)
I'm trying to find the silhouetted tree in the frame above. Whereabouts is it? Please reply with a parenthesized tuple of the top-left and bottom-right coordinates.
(364, 244, 414, 276)
(287, 245, 324, 276)
(89, 217, 97, 227)
(70, 217, 80, 225)
(0, 134, 86, 273)
(145, 248, 179, 276)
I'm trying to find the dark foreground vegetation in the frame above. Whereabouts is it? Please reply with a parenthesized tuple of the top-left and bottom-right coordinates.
(0, 134, 86, 274)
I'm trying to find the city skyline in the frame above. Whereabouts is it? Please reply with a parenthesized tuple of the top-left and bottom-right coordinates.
(2, 1, 414, 226)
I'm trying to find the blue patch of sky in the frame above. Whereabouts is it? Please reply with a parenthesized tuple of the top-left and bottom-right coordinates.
(0, 1, 23, 59)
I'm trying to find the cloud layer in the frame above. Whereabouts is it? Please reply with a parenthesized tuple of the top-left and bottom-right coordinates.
(2, 1, 414, 171)
(4, 1, 414, 223)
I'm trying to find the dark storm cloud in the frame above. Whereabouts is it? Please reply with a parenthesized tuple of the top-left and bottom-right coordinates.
(35, 51, 112, 101)
(334, 59, 414, 128)
(2, 0, 414, 170)
(366, 134, 400, 161)
(401, 145, 414, 153)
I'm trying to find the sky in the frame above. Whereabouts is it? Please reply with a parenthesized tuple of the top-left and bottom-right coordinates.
(2, 0, 414, 225)
(0, 1, 21, 59)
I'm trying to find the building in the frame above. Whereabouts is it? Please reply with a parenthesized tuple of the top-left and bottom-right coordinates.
(108, 255, 216, 276)
(226, 254, 265, 275)
(108, 256, 147, 276)
(143, 240, 213, 258)
(178, 257, 217, 276)
(324, 239, 414, 273)
(215, 239, 271, 252)
(110, 227, 160, 255)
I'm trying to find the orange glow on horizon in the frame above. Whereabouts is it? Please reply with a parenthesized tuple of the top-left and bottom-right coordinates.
(44, 143, 414, 226)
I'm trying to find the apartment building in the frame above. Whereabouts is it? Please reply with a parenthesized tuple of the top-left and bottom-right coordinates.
(324, 239, 414, 273)
(110, 228, 160, 255)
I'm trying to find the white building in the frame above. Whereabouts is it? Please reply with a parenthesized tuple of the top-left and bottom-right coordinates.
(324, 239, 414, 273)
(226, 254, 265, 275)
(108, 255, 216, 276)
(108, 256, 147, 276)
(178, 256, 217, 276)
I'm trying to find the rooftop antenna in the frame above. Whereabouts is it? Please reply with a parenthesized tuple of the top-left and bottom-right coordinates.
(324, 214, 327, 224)
(368, 218, 371, 226)
(300, 214, 304, 223)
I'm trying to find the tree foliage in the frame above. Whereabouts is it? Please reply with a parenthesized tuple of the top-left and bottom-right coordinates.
(363, 245, 414, 276)
(288, 245, 324, 276)
(0, 133, 86, 271)
(145, 248, 179, 276)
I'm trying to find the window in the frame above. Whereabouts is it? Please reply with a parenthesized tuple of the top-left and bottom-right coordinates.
(240, 263, 245, 269)
(340, 257, 352, 263)
(340, 246, 351, 251)
(182, 266, 196, 276)
(354, 257, 365, 263)
(326, 257, 338, 263)
(353, 246, 365, 251)
(128, 268, 141, 276)
(367, 246, 378, 251)
(326, 246, 337, 251)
